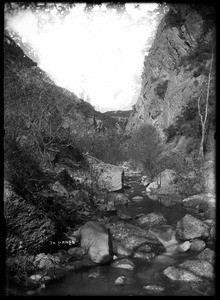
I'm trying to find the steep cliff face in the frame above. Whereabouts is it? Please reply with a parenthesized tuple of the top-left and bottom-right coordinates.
(126, 4, 215, 140)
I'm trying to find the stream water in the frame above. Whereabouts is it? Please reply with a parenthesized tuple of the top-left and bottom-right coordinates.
(41, 174, 213, 296)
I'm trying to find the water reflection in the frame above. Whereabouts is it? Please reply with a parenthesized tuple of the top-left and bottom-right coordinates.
(147, 194, 176, 207)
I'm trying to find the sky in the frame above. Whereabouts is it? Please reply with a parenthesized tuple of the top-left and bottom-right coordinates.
(5, 3, 164, 112)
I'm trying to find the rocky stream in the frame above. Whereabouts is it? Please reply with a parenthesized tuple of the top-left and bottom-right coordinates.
(30, 170, 215, 297)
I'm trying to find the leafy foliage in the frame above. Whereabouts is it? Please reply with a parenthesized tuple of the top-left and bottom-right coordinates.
(128, 124, 163, 179)
(6, 254, 36, 290)
(163, 98, 202, 142)
(75, 130, 129, 165)
(179, 42, 213, 73)
(163, 8, 185, 30)
(154, 80, 169, 99)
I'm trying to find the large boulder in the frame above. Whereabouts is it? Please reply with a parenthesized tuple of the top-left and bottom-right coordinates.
(86, 154, 124, 192)
(176, 214, 210, 240)
(72, 221, 113, 264)
(163, 259, 214, 282)
(108, 222, 162, 259)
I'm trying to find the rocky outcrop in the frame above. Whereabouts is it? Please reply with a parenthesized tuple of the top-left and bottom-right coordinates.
(126, 5, 215, 135)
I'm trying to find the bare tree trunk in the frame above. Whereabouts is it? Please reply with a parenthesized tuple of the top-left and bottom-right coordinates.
(198, 52, 214, 159)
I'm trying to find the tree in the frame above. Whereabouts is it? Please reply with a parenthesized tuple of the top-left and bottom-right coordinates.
(129, 124, 163, 180)
(197, 50, 214, 159)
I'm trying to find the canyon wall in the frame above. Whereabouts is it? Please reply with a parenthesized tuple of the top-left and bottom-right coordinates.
(126, 4, 215, 142)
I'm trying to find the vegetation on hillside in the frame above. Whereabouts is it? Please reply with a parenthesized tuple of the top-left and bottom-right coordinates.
(3, 3, 216, 293)
(4, 34, 130, 294)
(154, 80, 169, 99)
(128, 124, 163, 180)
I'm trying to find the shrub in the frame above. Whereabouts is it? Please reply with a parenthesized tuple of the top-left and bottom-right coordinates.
(178, 41, 213, 71)
(4, 136, 51, 202)
(154, 80, 169, 99)
(155, 151, 205, 196)
(6, 254, 36, 291)
(163, 124, 176, 142)
(163, 8, 185, 30)
(128, 124, 163, 179)
(171, 98, 202, 139)
(75, 130, 128, 165)
(155, 151, 190, 175)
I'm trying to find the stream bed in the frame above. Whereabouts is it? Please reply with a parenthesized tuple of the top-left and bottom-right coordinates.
(40, 174, 214, 296)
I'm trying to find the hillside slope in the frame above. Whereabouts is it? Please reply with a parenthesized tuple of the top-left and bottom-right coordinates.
(4, 33, 120, 146)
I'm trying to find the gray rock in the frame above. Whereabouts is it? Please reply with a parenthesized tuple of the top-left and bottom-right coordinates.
(147, 194, 159, 200)
(202, 219, 216, 242)
(193, 183, 203, 194)
(34, 253, 60, 269)
(133, 252, 155, 260)
(115, 276, 128, 286)
(210, 227, 215, 240)
(29, 274, 51, 282)
(203, 219, 215, 227)
(190, 239, 206, 252)
(108, 193, 129, 205)
(109, 222, 160, 259)
(72, 221, 112, 264)
(164, 259, 214, 282)
(88, 269, 100, 279)
(136, 212, 167, 228)
(4, 181, 16, 202)
(112, 258, 135, 270)
(182, 195, 205, 207)
(68, 247, 86, 259)
(176, 214, 210, 240)
(132, 195, 144, 201)
(179, 259, 214, 279)
(143, 285, 165, 292)
(135, 213, 145, 219)
(85, 154, 124, 192)
(117, 211, 132, 220)
(50, 181, 69, 197)
(196, 248, 215, 264)
(176, 241, 191, 252)
(109, 222, 160, 248)
(26, 290, 35, 296)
